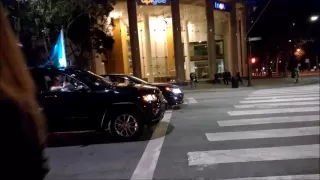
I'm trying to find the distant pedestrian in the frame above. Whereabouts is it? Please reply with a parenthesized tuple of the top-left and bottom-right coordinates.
(236, 71, 242, 84)
(213, 73, 221, 84)
(223, 70, 228, 85)
(227, 71, 232, 83)
(190, 72, 197, 88)
(295, 67, 300, 83)
(0, 6, 49, 180)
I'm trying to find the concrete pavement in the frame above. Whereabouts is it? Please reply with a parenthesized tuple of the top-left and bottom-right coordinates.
(45, 84, 320, 180)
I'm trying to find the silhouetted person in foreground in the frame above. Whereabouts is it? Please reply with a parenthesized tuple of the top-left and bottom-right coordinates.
(0, 6, 49, 180)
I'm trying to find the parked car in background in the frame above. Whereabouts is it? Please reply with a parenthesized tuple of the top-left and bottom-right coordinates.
(101, 74, 184, 107)
(30, 67, 166, 141)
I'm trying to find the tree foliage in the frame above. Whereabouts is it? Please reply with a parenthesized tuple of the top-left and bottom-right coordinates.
(3, 0, 115, 68)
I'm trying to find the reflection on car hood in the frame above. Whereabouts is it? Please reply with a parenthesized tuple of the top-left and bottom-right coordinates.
(115, 83, 159, 90)
(150, 83, 177, 88)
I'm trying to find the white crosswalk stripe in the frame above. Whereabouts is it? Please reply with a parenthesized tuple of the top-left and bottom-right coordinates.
(205, 126, 320, 141)
(187, 85, 320, 178)
(188, 144, 320, 166)
(183, 97, 198, 104)
(228, 106, 319, 116)
(217, 115, 320, 126)
(239, 97, 320, 104)
(244, 94, 319, 100)
(221, 174, 320, 180)
(234, 101, 320, 109)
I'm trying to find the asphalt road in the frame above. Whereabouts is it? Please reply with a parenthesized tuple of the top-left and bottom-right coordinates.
(45, 84, 320, 180)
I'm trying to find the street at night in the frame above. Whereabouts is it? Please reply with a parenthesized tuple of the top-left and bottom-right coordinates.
(1, 0, 320, 179)
(46, 84, 320, 180)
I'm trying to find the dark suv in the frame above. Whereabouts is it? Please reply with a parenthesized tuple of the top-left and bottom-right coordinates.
(30, 67, 166, 141)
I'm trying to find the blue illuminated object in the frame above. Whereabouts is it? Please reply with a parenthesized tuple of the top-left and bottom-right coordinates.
(49, 30, 67, 69)
(214, 1, 228, 11)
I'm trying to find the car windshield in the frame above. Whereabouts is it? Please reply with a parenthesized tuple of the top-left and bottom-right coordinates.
(71, 70, 113, 90)
(128, 76, 148, 84)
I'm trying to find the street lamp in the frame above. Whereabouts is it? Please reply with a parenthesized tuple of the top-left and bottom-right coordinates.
(310, 15, 319, 22)
(296, 48, 301, 52)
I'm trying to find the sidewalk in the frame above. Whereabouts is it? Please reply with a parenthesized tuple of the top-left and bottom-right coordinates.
(182, 76, 320, 93)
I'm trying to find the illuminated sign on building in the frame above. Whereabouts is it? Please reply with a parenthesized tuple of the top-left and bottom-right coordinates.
(137, 0, 171, 6)
(214, 1, 229, 11)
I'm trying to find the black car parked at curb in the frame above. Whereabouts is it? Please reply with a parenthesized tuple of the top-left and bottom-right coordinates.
(101, 74, 184, 107)
(30, 67, 166, 141)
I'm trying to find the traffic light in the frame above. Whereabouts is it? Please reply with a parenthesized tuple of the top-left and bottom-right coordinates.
(251, 57, 256, 64)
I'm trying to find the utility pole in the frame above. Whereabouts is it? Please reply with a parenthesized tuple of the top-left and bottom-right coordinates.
(246, 0, 273, 86)
(316, 55, 319, 71)
(247, 41, 253, 86)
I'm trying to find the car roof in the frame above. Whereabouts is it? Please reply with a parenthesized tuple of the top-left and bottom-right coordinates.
(103, 74, 127, 76)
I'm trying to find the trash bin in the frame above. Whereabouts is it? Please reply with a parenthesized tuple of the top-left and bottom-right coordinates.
(231, 77, 239, 88)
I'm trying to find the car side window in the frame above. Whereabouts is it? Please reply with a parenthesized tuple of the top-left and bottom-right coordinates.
(44, 72, 88, 92)
(114, 77, 131, 86)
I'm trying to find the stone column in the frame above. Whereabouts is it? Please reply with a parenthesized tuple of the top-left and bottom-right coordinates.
(182, 20, 191, 80)
(230, 3, 239, 76)
(143, 14, 154, 82)
(205, 0, 217, 79)
(127, 0, 142, 78)
(171, 0, 186, 81)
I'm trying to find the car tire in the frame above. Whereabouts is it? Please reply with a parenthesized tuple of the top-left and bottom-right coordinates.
(108, 110, 144, 141)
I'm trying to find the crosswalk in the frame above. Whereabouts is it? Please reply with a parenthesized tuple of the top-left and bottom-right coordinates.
(184, 97, 198, 104)
(187, 85, 320, 180)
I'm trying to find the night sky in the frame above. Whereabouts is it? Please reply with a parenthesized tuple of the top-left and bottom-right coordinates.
(250, 0, 320, 41)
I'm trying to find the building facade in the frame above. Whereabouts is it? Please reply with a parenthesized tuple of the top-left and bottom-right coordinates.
(94, 0, 247, 82)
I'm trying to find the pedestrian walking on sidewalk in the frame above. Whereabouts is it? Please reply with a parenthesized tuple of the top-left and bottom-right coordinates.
(213, 73, 221, 84)
(236, 71, 243, 85)
(295, 67, 300, 83)
(227, 71, 232, 83)
(190, 72, 197, 88)
(223, 70, 229, 85)
(0, 6, 49, 180)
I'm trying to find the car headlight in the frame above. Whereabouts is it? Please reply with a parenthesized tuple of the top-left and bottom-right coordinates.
(166, 87, 182, 94)
(142, 94, 158, 102)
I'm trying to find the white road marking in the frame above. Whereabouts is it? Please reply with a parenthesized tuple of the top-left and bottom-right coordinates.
(248, 92, 320, 97)
(251, 89, 319, 95)
(234, 101, 320, 109)
(239, 97, 320, 104)
(131, 111, 172, 180)
(221, 174, 320, 180)
(228, 107, 319, 116)
(217, 115, 320, 127)
(244, 94, 319, 100)
(205, 126, 320, 141)
(187, 144, 320, 166)
(252, 87, 319, 93)
(187, 97, 198, 104)
(253, 89, 319, 93)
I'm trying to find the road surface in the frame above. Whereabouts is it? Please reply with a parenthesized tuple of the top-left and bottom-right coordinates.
(45, 84, 320, 180)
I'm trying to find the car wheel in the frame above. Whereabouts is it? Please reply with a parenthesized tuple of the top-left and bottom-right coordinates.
(108, 111, 144, 141)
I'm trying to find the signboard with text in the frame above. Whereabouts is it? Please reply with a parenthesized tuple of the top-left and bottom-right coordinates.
(137, 0, 171, 6)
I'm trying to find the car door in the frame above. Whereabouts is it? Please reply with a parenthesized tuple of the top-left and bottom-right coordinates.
(41, 71, 94, 132)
